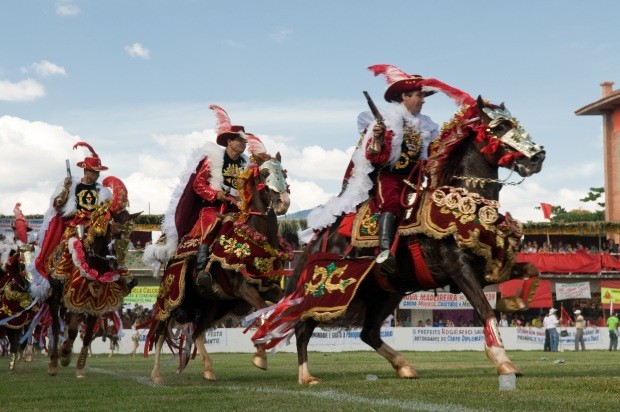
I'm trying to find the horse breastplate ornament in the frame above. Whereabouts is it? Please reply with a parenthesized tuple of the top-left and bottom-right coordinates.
(392, 124, 423, 174)
(400, 186, 522, 283)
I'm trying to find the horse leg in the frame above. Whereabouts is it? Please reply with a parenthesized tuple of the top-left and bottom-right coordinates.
(237, 281, 269, 370)
(24, 338, 34, 362)
(360, 295, 418, 379)
(449, 261, 522, 376)
(60, 314, 80, 367)
(150, 323, 166, 384)
(194, 333, 216, 381)
(48, 302, 61, 375)
(296, 318, 320, 385)
(76, 316, 97, 378)
(8, 329, 21, 372)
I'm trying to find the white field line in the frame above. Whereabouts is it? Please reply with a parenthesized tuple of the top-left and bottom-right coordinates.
(86, 366, 485, 412)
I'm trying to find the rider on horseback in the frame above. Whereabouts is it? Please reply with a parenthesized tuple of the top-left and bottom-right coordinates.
(300, 65, 441, 277)
(144, 105, 250, 290)
(29, 142, 114, 299)
(365, 65, 440, 275)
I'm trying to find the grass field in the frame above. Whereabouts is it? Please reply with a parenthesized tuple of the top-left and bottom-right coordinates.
(2, 350, 619, 411)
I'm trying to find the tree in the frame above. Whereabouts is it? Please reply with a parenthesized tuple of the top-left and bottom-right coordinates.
(579, 187, 605, 209)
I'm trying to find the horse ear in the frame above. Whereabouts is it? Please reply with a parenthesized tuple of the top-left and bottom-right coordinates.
(476, 95, 485, 111)
(275, 152, 281, 162)
(130, 212, 142, 221)
(499, 102, 506, 110)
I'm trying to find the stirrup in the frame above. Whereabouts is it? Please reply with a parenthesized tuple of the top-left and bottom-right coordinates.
(376, 250, 390, 264)
(376, 251, 396, 276)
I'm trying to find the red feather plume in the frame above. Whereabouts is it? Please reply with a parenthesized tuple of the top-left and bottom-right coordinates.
(209, 105, 233, 136)
(73, 141, 100, 158)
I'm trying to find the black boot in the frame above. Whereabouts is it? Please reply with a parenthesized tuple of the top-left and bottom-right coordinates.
(195, 244, 212, 288)
(376, 212, 397, 275)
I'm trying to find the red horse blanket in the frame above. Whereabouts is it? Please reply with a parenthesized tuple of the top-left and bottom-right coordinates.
(252, 252, 375, 349)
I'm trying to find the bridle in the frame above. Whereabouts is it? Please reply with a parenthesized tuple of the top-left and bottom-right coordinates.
(450, 106, 544, 188)
(242, 158, 289, 217)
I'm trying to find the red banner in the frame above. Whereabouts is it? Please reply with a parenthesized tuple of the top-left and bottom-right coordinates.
(516, 250, 620, 273)
(540, 203, 553, 220)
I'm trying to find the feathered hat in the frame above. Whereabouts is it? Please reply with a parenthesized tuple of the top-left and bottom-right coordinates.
(369, 64, 475, 107)
(74, 142, 108, 171)
(369, 64, 434, 102)
(209, 105, 247, 147)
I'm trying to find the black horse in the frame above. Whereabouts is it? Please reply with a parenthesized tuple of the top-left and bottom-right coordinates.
(45, 177, 140, 377)
(147, 141, 291, 384)
(253, 96, 546, 384)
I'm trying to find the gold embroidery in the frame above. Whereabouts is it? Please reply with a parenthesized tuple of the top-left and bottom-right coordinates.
(304, 262, 357, 297)
(394, 125, 423, 170)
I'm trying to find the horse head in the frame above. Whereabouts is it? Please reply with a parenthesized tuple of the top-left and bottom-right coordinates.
(241, 136, 291, 217)
(475, 96, 545, 177)
(428, 95, 545, 200)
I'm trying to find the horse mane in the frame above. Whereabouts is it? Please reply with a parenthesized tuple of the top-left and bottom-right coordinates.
(237, 166, 258, 213)
(427, 101, 498, 187)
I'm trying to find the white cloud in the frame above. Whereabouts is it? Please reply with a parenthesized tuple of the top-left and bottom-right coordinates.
(55, 1, 80, 16)
(24, 60, 67, 77)
(222, 39, 244, 48)
(499, 181, 599, 223)
(125, 43, 151, 59)
(0, 79, 45, 101)
(269, 29, 293, 43)
(0, 115, 339, 217)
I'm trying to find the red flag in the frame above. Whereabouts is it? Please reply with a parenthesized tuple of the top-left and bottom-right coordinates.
(540, 203, 553, 220)
(560, 304, 572, 326)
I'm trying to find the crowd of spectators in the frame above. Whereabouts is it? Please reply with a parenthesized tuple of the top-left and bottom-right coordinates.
(519, 238, 619, 254)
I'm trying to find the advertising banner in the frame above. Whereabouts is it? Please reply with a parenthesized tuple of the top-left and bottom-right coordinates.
(555, 282, 591, 300)
(124, 286, 159, 304)
(399, 292, 496, 309)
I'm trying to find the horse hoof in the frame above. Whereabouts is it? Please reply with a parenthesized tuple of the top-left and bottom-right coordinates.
(151, 374, 164, 385)
(252, 356, 267, 371)
(60, 356, 71, 367)
(203, 371, 217, 381)
(397, 366, 419, 379)
(76, 370, 85, 379)
(24, 354, 33, 362)
(299, 376, 321, 385)
(48, 366, 58, 376)
(498, 362, 522, 377)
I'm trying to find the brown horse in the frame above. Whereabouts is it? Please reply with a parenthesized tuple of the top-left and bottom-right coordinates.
(253, 96, 546, 384)
(0, 248, 40, 371)
(45, 177, 140, 377)
(147, 144, 291, 384)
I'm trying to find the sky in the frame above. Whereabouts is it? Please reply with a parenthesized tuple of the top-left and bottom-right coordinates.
(1, 0, 618, 224)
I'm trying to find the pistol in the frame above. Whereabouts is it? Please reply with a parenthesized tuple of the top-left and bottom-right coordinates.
(65, 159, 72, 179)
(363, 91, 385, 154)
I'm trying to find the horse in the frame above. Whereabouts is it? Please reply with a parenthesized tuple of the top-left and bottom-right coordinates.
(0, 248, 40, 371)
(45, 176, 140, 377)
(252, 95, 546, 384)
(147, 140, 291, 384)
